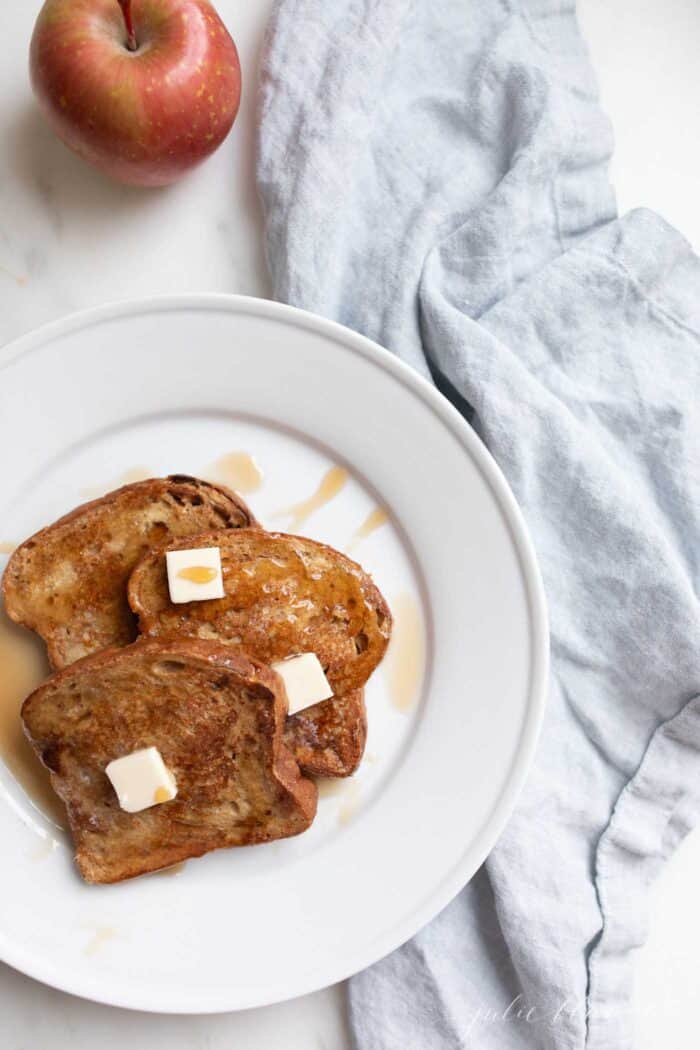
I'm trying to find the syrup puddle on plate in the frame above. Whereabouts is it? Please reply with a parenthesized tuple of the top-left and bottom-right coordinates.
(346, 507, 389, 552)
(384, 593, 425, 713)
(84, 925, 116, 957)
(316, 777, 347, 799)
(317, 777, 363, 825)
(0, 601, 66, 828)
(154, 861, 186, 878)
(206, 451, 263, 494)
(337, 780, 362, 826)
(80, 466, 152, 499)
(272, 466, 348, 530)
(29, 836, 60, 862)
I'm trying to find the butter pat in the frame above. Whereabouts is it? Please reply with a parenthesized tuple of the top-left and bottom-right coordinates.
(271, 653, 334, 715)
(105, 746, 177, 814)
(166, 546, 224, 604)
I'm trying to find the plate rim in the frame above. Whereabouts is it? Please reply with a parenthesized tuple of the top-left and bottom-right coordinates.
(0, 293, 549, 1013)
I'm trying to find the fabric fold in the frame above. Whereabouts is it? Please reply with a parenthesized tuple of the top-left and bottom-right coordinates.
(587, 694, 700, 1050)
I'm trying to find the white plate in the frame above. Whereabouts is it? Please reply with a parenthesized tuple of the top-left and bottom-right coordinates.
(0, 295, 548, 1013)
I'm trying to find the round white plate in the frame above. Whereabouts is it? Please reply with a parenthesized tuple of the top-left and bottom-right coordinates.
(0, 295, 548, 1013)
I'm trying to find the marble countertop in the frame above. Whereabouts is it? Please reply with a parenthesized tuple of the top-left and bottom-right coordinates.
(1, 1, 698, 1046)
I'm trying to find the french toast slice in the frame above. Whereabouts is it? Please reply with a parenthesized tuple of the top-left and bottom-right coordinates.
(128, 530, 392, 697)
(21, 637, 317, 883)
(284, 690, 367, 778)
(2, 476, 257, 670)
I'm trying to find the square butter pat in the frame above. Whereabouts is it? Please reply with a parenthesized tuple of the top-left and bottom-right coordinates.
(105, 746, 177, 814)
(166, 546, 224, 604)
(271, 653, 334, 715)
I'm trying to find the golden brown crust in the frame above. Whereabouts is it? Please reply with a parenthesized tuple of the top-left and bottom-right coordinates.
(284, 690, 367, 777)
(2, 476, 257, 670)
(22, 636, 316, 883)
(128, 529, 392, 697)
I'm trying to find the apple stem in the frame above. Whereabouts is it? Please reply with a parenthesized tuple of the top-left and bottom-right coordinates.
(117, 0, 138, 51)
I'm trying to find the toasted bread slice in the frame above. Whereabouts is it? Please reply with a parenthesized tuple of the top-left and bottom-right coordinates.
(2, 476, 256, 670)
(21, 637, 317, 883)
(284, 690, 367, 777)
(128, 530, 392, 697)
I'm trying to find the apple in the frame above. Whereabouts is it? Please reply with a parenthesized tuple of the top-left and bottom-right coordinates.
(30, 0, 242, 187)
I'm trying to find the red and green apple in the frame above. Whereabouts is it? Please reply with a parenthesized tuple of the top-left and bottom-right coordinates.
(30, 0, 242, 187)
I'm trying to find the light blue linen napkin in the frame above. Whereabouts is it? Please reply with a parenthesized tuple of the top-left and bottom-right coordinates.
(257, 2, 700, 1047)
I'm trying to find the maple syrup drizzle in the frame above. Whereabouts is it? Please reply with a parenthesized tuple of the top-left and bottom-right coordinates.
(80, 466, 152, 499)
(207, 451, 263, 494)
(347, 507, 389, 551)
(177, 566, 218, 584)
(273, 466, 348, 531)
(385, 593, 425, 713)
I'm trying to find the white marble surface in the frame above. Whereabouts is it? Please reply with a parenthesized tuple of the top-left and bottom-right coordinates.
(0, 1, 698, 1045)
